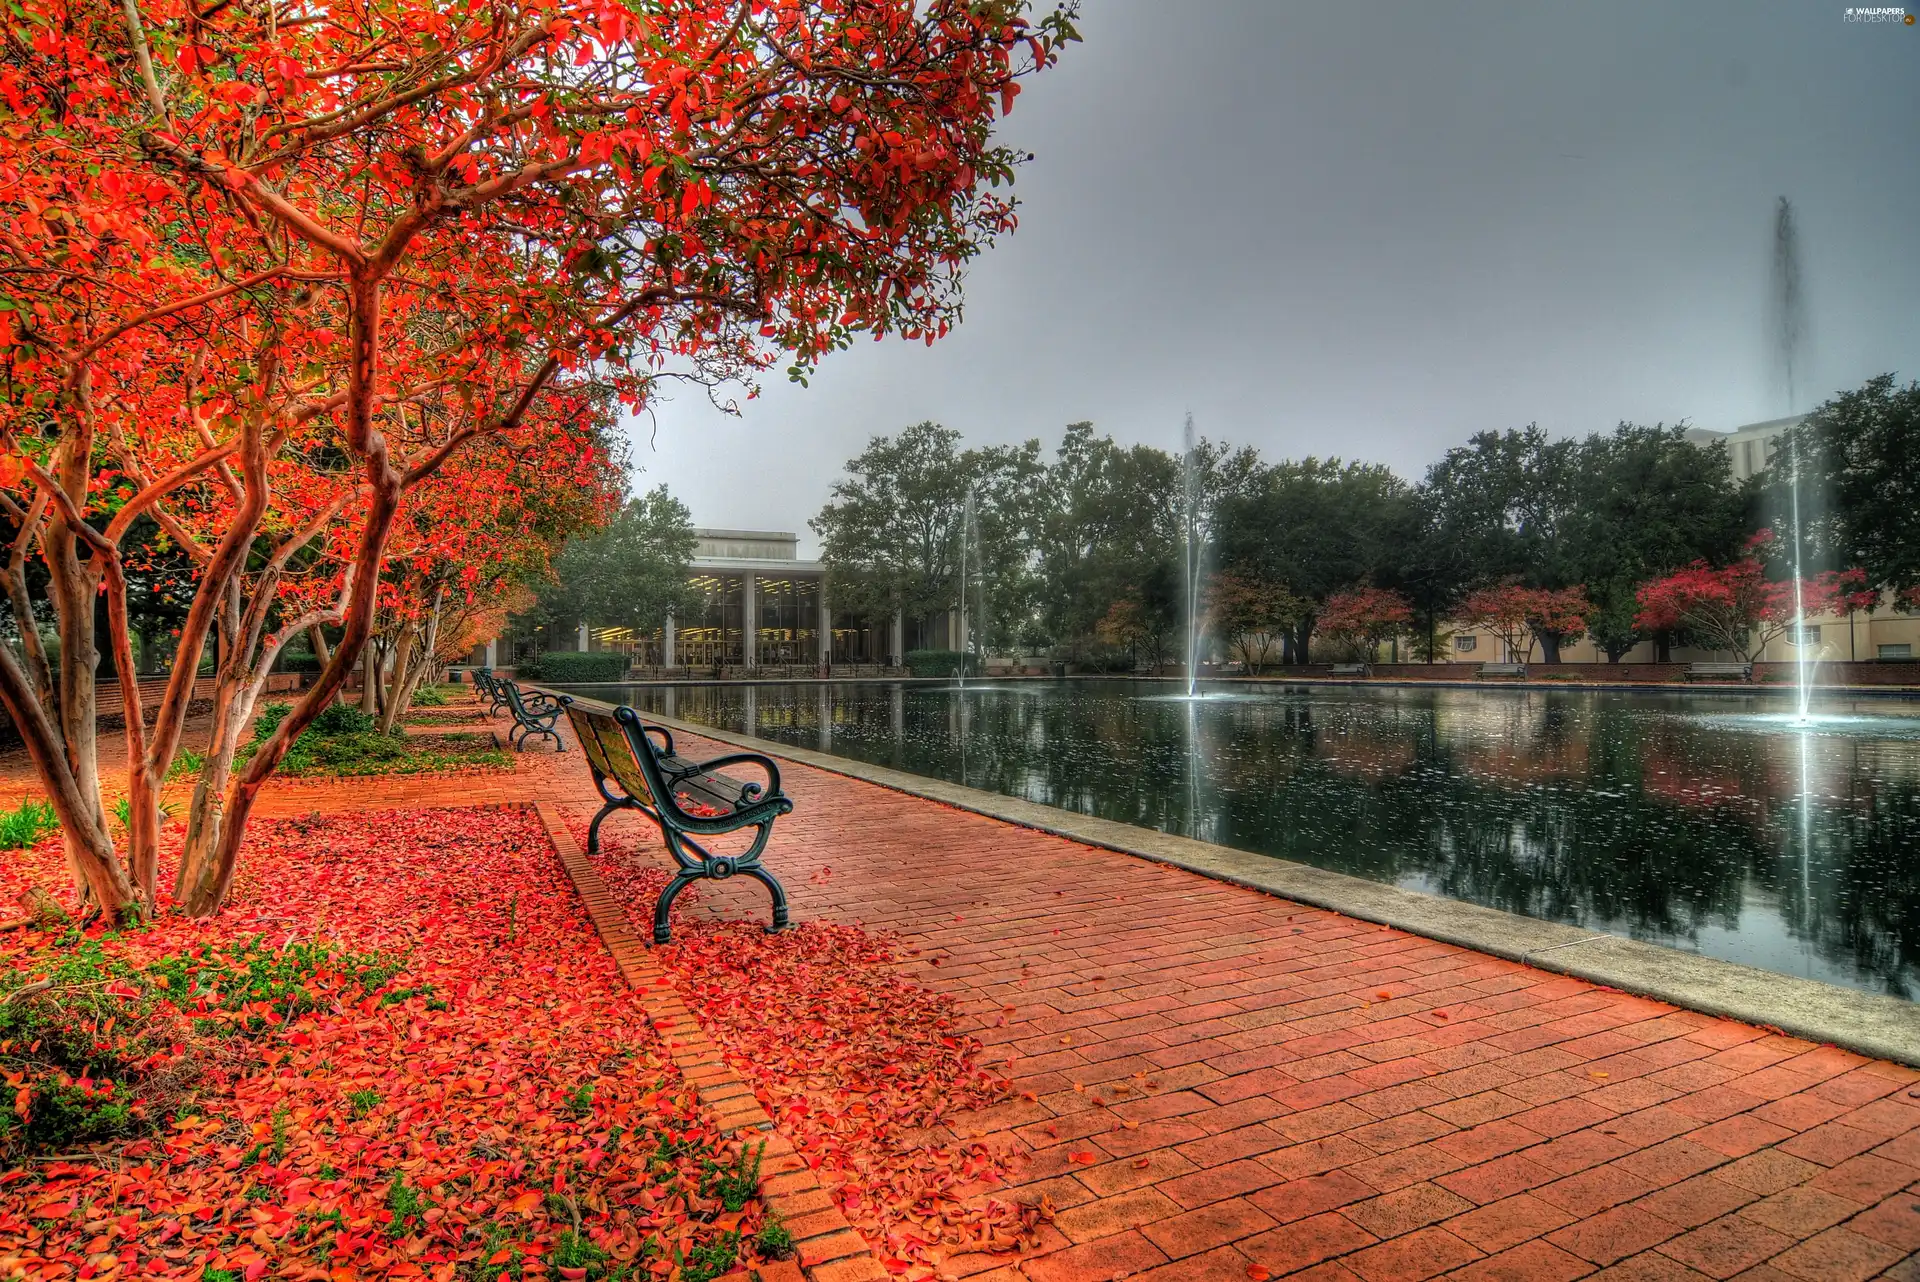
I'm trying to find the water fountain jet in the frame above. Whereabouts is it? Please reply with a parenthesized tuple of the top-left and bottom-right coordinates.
(1773, 196, 1814, 725)
(1181, 413, 1204, 699)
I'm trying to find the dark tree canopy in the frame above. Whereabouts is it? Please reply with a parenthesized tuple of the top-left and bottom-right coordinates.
(1768, 375, 1920, 597)
(534, 487, 700, 639)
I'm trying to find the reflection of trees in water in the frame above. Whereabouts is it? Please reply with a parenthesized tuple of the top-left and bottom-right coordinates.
(621, 681, 1920, 993)
(1760, 785, 1920, 998)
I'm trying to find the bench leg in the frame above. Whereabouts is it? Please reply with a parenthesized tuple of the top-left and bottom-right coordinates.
(586, 800, 619, 855)
(742, 864, 790, 934)
(653, 871, 700, 945)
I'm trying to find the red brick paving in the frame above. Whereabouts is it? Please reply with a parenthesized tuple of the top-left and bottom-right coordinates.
(18, 694, 1920, 1279)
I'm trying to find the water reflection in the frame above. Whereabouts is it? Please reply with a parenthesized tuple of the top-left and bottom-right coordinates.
(560, 680, 1920, 997)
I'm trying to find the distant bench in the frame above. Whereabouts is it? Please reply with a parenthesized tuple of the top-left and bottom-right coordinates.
(1476, 663, 1527, 680)
(1328, 663, 1371, 678)
(1685, 662, 1753, 683)
(560, 696, 794, 944)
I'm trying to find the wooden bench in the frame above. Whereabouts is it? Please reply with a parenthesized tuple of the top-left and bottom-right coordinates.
(1476, 662, 1528, 679)
(500, 680, 564, 751)
(560, 697, 794, 944)
(1684, 662, 1753, 683)
(1328, 663, 1371, 678)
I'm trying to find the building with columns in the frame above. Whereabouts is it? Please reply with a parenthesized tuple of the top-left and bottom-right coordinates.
(488, 528, 909, 672)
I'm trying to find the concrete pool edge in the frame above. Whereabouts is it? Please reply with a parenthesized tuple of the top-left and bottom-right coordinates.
(563, 700, 1920, 1070)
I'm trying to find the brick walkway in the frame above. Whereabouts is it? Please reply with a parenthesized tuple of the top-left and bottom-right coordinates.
(15, 698, 1920, 1280)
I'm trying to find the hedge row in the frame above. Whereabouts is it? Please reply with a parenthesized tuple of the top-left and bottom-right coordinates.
(903, 649, 980, 679)
(515, 651, 630, 683)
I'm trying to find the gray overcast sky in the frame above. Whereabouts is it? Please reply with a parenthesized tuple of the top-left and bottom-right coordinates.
(632, 0, 1920, 555)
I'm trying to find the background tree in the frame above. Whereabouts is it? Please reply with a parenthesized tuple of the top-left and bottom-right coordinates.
(1634, 534, 1877, 662)
(1036, 422, 1178, 650)
(1205, 568, 1304, 672)
(1422, 426, 1579, 589)
(532, 486, 700, 648)
(1214, 459, 1412, 662)
(1457, 584, 1537, 663)
(1563, 424, 1750, 661)
(1318, 587, 1413, 662)
(1765, 374, 1920, 598)
(812, 422, 1045, 652)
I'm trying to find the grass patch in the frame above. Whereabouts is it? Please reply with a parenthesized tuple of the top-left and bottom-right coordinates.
(242, 701, 510, 778)
(0, 933, 415, 1159)
(0, 798, 58, 850)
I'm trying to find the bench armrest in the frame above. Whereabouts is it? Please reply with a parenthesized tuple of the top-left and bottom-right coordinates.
(687, 751, 783, 805)
(641, 723, 676, 757)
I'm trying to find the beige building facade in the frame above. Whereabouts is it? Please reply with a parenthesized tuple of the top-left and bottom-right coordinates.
(1438, 416, 1920, 666)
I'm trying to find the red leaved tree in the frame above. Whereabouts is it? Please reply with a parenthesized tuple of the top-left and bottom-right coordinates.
(1457, 584, 1590, 663)
(1634, 534, 1877, 662)
(1318, 586, 1412, 662)
(1205, 568, 1304, 672)
(1, 0, 1077, 918)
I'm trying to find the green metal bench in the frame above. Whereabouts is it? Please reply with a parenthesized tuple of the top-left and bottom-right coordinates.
(471, 666, 512, 714)
(500, 680, 565, 751)
(560, 697, 793, 944)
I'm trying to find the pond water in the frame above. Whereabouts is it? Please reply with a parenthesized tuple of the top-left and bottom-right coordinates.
(558, 679, 1920, 998)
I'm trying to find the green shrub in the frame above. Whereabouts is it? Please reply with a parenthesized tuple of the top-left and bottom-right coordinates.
(904, 649, 979, 679)
(516, 651, 629, 683)
(701, 1142, 763, 1212)
(0, 798, 58, 850)
(312, 701, 377, 735)
(273, 652, 323, 675)
(148, 936, 402, 1026)
(410, 684, 449, 706)
(252, 702, 293, 740)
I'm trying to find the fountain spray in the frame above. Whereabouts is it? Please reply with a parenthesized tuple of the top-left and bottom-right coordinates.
(1773, 197, 1811, 723)
(957, 486, 974, 689)
(1182, 414, 1203, 698)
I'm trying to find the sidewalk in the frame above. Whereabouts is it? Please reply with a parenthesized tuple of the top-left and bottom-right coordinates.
(535, 721, 1920, 1282)
(14, 700, 1920, 1280)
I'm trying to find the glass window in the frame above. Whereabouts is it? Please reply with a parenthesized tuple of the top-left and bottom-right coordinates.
(1879, 643, 1913, 660)
(677, 575, 743, 666)
(1454, 635, 1478, 652)
(1793, 625, 1821, 646)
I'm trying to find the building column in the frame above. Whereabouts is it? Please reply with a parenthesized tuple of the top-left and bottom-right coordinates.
(742, 574, 757, 667)
(891, 610, 904, 667)
(483, 637, 497, 668)
(819, 596, 832, 669)
(662, 613, 676, 667)
(577, 622, 590, 652)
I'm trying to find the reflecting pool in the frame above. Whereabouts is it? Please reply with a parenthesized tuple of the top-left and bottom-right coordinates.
(558, 680, 1920, 997)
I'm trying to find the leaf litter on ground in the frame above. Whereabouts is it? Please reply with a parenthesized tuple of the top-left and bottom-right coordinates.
(0, 806, 775, 1281)
(583, 824, 1048, 1278)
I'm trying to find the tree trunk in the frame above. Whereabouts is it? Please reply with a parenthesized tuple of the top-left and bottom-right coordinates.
(184, 355, 407, 919)
(377, 621, 419, 734)
(1537, 631, 1564, 664)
